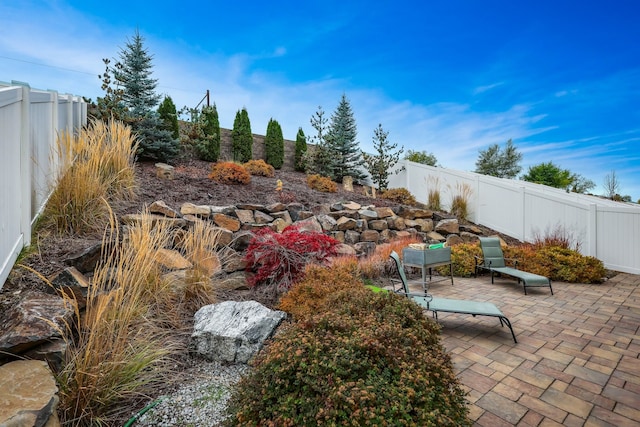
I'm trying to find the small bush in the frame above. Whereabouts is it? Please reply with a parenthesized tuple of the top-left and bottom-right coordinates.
(436, 243, 482, 277)
(226, 279, 471, 426)
(243, 159, 275, 177)
(359, 235, 423, 279)
(306, 174, 337, 193)
(380, 187, 417, 205)
(243, 225, 340, 301)
(531, 223, 580, 251)
(208, 161, 251, 185)
(278, 261, 362, 319)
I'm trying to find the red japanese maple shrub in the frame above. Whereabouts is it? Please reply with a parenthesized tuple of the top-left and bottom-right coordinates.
(243, 225, 340, 299)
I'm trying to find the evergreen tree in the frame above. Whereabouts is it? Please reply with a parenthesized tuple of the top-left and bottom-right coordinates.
(327, 94, 366, 182)
(264, 118, 284, 169)
(232, 107, 253, 162)
(294, 127, 307, 172)
(362, 124, 404, 191)
(304, 106, 334, 178)
(474, 139, 522, 179)
(111, 30, 178, 160)
(195, 104, 220, 162)
(405, 150, 438, 166)
(158, 95, 180, 139)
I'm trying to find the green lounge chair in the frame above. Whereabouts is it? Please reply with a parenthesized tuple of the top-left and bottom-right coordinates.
(475, 237, 553, 295)
(390, 251, 517, 343)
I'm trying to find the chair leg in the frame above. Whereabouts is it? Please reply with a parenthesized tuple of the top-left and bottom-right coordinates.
(500, 316, 517, 343)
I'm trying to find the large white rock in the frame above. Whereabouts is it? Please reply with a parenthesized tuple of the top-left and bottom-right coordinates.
(191, 301, 286, 363)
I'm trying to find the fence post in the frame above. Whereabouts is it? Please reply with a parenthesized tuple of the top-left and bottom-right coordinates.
(587, 203, 597, 257)
(20, 85, 32, 247)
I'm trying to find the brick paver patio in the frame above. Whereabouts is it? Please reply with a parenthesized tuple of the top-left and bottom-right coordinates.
(409, 272, 640, 426)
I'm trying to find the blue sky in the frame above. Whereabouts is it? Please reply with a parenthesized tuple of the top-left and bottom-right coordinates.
(2, 1, 639, 200)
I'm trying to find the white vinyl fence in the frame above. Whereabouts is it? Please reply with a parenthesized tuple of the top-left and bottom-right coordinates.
(0, 82, 87, 290)
(388, 160, 640, 275)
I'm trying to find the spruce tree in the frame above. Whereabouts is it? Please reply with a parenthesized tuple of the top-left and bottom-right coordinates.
(112, 30, 178, 160)
(294, 127, 307, 172)
(327, 94, 366, 182)
(158, 95, 180, 139)
(362, 124, 404, 191)
(265, 118, 284, 169)
(232, 107, 253, 163)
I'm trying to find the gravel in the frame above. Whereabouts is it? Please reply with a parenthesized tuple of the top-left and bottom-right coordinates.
(132, 360, 250, 427)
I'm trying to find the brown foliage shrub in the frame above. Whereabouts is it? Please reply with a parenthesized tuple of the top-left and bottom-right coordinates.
(380, 187, 417, 205)
(306, 174, 337, 192)
(243, 159, 275, 177)
(208, 161, 251, 185)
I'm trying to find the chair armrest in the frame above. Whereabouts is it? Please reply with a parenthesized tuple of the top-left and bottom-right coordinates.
(474, 255, 484, 267)
(504, 257, 519, 268)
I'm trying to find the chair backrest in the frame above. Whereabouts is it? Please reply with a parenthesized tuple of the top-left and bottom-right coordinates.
(389, 251, 410, 295)
(479, 237, 506, 268)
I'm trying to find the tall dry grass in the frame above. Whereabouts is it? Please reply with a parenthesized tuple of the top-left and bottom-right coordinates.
(426, 176, 442, 211)
(43, 119, 138, 235)
(56, 210, 181, 426)
(448, 182, 473, 221)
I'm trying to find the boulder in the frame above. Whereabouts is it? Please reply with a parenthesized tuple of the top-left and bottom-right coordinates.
(212, 213, 241, 232)
(336, 217, 357, 231)
(191, 301, 286, 363)
(435, 218, 460, 235)
(293, 217, 323, 233)
(360, 229, 380, 243)
(154, 248, 192, 270)
(374, 207, 395, 218)
(0, 291, 74, 355)
(0, 360, 60, 427)
(48, 267, 90, 309)
(149, 200, 181, 218)
(253, 210, 274, 224)
(63, 240, 104, 273)
(316, 214, 338, 232)
(181, 202, 211, 217)
(234, 209, 255, 224)
(155, 162, 174, 179)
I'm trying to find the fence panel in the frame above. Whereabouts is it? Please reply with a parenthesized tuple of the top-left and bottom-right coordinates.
(387, 159, 640, 274)
(0, 86, 29, 289)
(0, 83, 86, 291)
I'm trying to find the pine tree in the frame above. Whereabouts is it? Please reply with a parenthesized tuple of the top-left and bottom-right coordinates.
(294, 127, 307, 172)
(265, 118, 284, 169)
(362, 124, 404, 191)
(304, 106, 334, 178)
(327, 94, 366, 182)
(232, 107, 253, 163)
(112, 30, 178, 160)
(158, 95, 180, 139)
(474, 139, 522, 179)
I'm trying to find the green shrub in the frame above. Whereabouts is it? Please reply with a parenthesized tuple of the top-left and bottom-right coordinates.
(264, 118, 284, 169)
(437, 243, 481, 277)
(306, 174, 337, 193)
(195, 105, 221, 162)
(208, 162, 251, 185)
(380, 187, 417, 205)
(158, 95, 179, 140)
(243, 159, 275, 177)
(231, 108, 252, 163)
(294, 127, 307, 172)
(226, 282, 470, 426)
